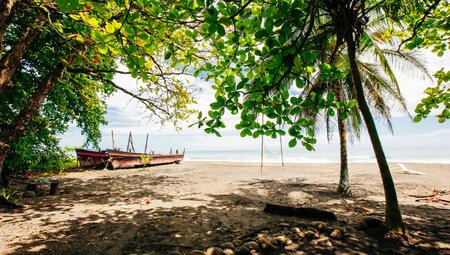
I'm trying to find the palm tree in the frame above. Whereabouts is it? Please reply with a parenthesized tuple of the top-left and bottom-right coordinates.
(303, 21, 431, 195)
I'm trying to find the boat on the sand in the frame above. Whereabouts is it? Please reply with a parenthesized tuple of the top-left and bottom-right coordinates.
(75, 148, 109, 168)
(75, 131, 184, 170)
(106, 150, 184, 170)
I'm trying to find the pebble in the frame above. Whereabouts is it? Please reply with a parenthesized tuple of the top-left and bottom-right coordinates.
(223, 249, 235, 255)
(275, 235, 289, 244)
(290, 227, 301, 235)
(206, 247, 224, 255)
(304, 230, 319, 239)
(243, 241, 260, 250)
(284, 243, 301, 251)
(235, 246, 251, 255)
(330, 229, 342, 239)
(289, 233, 300, 241)
(310, 221, 327, 231)
(187, 250, 206, 255)
(219, 242, 235, 250)
(256, 233, 277, 250)
(318, 237, 333, 247)
(360, 216, 383, 229)
(232, 239, 243, 247)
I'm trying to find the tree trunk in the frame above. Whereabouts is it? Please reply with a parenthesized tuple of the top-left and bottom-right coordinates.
(336, 97, 350, 194)
(0, 0, 15, 55)
(0, 61, 66, 182)
(345, 33, 404, 232)
(0, 10, 46, 93)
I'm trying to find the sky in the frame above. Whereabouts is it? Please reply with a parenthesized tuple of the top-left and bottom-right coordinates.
(60, 51, 450, 163)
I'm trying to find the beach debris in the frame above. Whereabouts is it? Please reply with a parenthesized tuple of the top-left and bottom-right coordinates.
(264, 203, 337, 221)
(398, 163, 425, 175)
(409, 189, 450, 205)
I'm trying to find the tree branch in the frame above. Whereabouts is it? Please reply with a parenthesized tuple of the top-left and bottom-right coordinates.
(397, 0, 442, 51)
(0, 9, 47, 93)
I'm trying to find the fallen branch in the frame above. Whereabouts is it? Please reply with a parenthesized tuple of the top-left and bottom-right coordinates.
(264, 203, 337, 221)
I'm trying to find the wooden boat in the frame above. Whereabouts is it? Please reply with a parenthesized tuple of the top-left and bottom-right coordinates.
(75, 148, 109, 168)
(75, 131, 184, 170)
(106, 150, 184, 170)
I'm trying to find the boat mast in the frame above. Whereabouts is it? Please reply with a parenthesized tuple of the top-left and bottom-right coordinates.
(144, 134, 149, 154)
(126, 131, 136, 153)
(111, 130, 117, 150)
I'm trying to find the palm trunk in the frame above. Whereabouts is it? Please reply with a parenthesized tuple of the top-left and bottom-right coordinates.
(336, 103, 350, 194)
(0, 61, 66, 183)
(345, 33, 404, 232)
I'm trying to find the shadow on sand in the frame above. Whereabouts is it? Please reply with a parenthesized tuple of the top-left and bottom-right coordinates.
(1, 174, 448, 255)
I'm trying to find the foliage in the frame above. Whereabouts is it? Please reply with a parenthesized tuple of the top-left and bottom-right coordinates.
(1, 187, 22, 203)
(393, 0, 450, 122)
(0, 0, 207, 174)
(188, 0, 359, 151)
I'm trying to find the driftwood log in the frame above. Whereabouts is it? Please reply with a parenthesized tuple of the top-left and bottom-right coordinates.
(264, 203, 337, 221)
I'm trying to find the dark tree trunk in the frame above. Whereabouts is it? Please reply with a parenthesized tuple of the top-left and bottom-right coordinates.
(0, 10, 46, 93)
(0, 61, 66, 182)
(0, 0, 15, 55)
(344, 33, 404, 232)
(336, 92, 350, 194)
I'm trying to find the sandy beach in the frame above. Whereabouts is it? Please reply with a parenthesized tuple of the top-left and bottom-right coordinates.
(1, 161, 449, 254)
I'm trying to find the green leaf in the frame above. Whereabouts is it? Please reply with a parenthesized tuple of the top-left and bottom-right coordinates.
(56, 0, 80, 11)
(327, 108, 335, 116)
(208, 23, 217, 35)
(255, 29, 269, 41)
(413, 115, 422, 122)
(288, 138, 297, 148)
(217, 24, 226, 36)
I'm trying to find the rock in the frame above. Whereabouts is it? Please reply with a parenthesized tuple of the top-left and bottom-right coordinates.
(330, 229, 342, 239)
(304, 230, 319, 239)
(317, 237, 333, 247)
(235, 246, 251, 255)
(223, 249, 235, 255)
(289, 233, 300, 241)
(23, 190, 36, 198)
(187, 250, 206, 255)
(243, 241, 260, 251)
(249, 250, 260, 255)
(306, 227, 318, 233)
(168, 252, 182, 255)
(293, 251, 306, 255)
(232, 240, 243, 247)
(284, 243, 301, 251)
(296, 231, 305, 239)
(219, 242, 235, 250)
(290, 227, 301, 235)
(275, 235, 289, 243)
(206, 247, 224, 255)
(256, 233, 277, 250)
(310, 221, 327, 231)
(360, 216, 383, 229)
